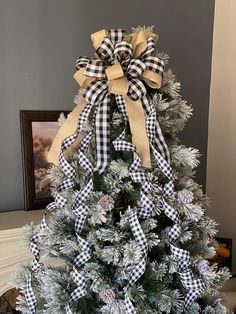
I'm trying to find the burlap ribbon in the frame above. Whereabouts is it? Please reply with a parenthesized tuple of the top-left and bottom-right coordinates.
(48, 28, 164, 171)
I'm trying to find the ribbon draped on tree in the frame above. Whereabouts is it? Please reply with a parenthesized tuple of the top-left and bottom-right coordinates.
(25, 28, 206, 314)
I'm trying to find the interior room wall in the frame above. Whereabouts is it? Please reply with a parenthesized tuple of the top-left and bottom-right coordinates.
(207, 0, 236, 273)
(0, 0, 215, 211)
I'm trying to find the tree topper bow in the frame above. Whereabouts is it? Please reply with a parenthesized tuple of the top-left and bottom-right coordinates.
(73, 28, 164, 173)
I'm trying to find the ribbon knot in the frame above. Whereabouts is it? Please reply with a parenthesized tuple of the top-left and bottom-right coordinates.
(74, 28, 164, 172)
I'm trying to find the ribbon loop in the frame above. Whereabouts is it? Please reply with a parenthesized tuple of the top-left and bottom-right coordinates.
(84, 59, 106, 78)
(91, 29, 109, 50)
(127, 59, 146, 78)
(75, 56, 90, 70)
(127, 78, 147, 101)
(97, 37, 114, 62)
(140, 37, 156, 58)
(109, 29, 126, 44)
(114, 41, 133, 62)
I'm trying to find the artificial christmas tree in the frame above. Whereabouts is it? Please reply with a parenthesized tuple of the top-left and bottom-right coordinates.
(15, 27, 230, 314)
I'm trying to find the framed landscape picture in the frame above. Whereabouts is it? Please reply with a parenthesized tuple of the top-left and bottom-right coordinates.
(20, 110, 70, 210)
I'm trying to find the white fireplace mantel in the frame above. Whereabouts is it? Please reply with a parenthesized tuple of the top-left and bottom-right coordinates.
(0, 227, 31, 295)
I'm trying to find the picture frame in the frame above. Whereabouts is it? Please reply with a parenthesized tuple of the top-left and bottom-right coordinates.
(20, 110, 70, 210)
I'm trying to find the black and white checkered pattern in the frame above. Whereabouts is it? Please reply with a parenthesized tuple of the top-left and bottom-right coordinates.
(178, 260, 206, 309)
(127, 59, 146, 78)
(151, 143, 173, 180)
(113, 121, 156, 313)
(140, 37, 155, 58)
(25, 274, 37, 314)
(144, 55, 165, 75)
(146, 106, 205, 308)
(169, 224, 182, 242)
(84, 59, 106, 78)
(161, 198, 179, 223)
(163, 180, 175, 198)
(75, 56, 90, 71)
(170, 244, 190, 262)
(25, 130, 90, 313)
(123, 210, 149, 313)
(77, 102, 93, 133)
(114, 41, 133, 62)
(129, 209, 149, 253)
(72, 178, 93, 211)
(142, 96, 170, 163)
(94, 94, 111, 173)
(65, 133, 94, 313)
(83, 79, 108, 106)
(109, 29, 126, 44)
(66, 268, 88, 314)
(79, 132, 93, 152)
(127, 77, 147, 101)
(155, 119, 171, 164)
(78, 150, 93, 174)
(115, 95, 128, 120)
(97, 37, 114, 63)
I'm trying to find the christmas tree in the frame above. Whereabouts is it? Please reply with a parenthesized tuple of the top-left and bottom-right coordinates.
(15, 27, 230, 314)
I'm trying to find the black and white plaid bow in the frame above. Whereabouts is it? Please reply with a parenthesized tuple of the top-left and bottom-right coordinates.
(75, 28, 165, 173)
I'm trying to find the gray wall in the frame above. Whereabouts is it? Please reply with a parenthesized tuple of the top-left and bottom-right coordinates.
(0, 0, 215, 211)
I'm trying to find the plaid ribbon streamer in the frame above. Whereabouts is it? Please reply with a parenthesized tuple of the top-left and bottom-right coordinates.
(124, 209, 149, 314)
(150, 141, 206, 306)
(113, 127, 152, 313)
(75, 28, 165, 173)
(65, 131, 94, 314)
(113, 93, 206, 309)
(25, 274, 37, 313)
(25, 133, 79, 313)
(178, 260, 206, 310)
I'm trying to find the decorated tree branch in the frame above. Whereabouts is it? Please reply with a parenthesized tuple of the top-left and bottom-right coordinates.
(15, 26, 230, 314)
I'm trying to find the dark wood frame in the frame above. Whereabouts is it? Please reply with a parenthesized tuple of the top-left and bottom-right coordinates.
(20, 110, 69, 210)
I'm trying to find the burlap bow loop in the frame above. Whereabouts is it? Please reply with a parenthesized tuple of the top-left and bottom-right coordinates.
(105, 63, 129, 95)
(126, 30, 158, 57)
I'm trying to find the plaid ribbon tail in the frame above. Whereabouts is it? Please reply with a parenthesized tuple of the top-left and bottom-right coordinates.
(25, 273, 37, 314)
(94, 94, 111, 173)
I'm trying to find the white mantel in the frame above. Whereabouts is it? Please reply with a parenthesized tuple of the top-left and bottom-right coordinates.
(0, 209, 44, 295)
(0, 209, 65, 296)
(0, 227, 31, 295)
